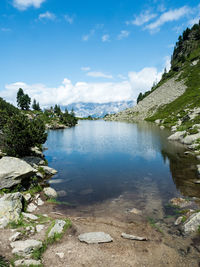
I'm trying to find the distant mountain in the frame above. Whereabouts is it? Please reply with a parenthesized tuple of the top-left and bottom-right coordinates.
(61, 101, 135, 118)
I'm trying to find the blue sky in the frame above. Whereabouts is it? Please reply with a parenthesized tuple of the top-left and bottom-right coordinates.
(0, 0, 199, 107)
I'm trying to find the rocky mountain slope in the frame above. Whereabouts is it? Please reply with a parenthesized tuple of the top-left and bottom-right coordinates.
(105, 22, 200, 138)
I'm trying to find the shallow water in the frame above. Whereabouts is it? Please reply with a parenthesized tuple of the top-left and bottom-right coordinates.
(44, 120, 200, 219)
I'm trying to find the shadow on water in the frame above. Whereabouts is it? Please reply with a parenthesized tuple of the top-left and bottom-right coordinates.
(44, 120, 200, 217)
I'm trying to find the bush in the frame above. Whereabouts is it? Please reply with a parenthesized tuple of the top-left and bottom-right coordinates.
(3, 113, 47, 157)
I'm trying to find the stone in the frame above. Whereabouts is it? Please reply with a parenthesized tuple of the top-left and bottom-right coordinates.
(171, 125, 177, 132)
(0, 157, 36, 189)
(182, 133, 200, 145)
(155, 119, 161, 124)
(183, 212, 200, 234)
(48, 220, 66, 238)
(170, 198, 192, 208)
(168, 131, 186, 142)
(27, 203, 37, 213)
(197, 165, 200, 175)
(37, 198, 44, 206)
(160, 125, 165, 130)
(41, 166, 57, 176)
(44, 187, 58, 198)
(121, 233, 147, 241)
(30, 147, 44, 158)
(196, 155, 200, 160)
(36, 224, 44, 233)
(194, 180, 200, 184)
(129, 208, 142, 215)
(22, 212, 38, 220)
(0, 193, 23, 228)
(14, 259, 41, 266)
(174, 216, 183, 226)
(57, 190, 67, 197)
(9, 232, 21, 242)
(56, 252, 64, 259)
(78, 232, 113, 244)
(22, 156, 46, 168)
(11, 239, 42, 256)
(24, 193, 32, 202)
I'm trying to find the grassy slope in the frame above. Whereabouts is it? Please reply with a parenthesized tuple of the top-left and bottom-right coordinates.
(146, 47, 200, 129)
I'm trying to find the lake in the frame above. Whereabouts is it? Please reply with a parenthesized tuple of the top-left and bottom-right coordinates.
(44, 120, 200, 220)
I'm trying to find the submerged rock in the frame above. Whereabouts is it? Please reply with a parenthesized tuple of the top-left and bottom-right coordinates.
(170, 198, 192, 208)
(0, 192, 23, 228)
(78, 232, 113, 244)
(0, 157, 36, 189)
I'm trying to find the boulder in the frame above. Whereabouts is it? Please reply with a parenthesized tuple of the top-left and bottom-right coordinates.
(183, 212, 200, 234)
(11, 239, 42, 256)
(78, 232, 113, 244)
(170, 197, 192, 208)
(48, 220, 66, 238)
(44, 187, 57, 198)
(36, 224, 44, 233)
(30, 147, 44, 158)
(0, 193, 23, 228)
(182, 133, 200, 145)
(14, 259, 41, 267)
(41, 166, 57, 176)
(9, 232, 21, 242)
(22, 156, 46, 168)
(168, 131, 186, 142)
(0, 157, 36, 189)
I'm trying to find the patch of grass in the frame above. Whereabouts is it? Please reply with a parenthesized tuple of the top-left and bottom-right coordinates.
(25, 185, 43, 197)
(147, 217, 163, 233)
(32, 218, 71, 261)
(37, 167, 46, 176)
(181, 216, 187, 223)
(0, 255, 9, 267)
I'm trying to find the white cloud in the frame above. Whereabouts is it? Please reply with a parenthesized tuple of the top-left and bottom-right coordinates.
(13, 0, 45, 10)
(64, 15, 74, 24)
(1, 64, 169, 107)
(146, 6, 190, 32)
(39, 11, 56, 20)
(81, 67, 91, 71)
(102, 34, 110, 42)
(87, 72, 113, 79)
(117, 30, 130, 40)
(118, 74, 127, 80)
(126, 11, 157, 26)
(82, 29, 95, 41)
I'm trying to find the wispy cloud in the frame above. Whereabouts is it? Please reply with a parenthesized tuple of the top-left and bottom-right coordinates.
(13, 0, 45, 11)
(87, 71, 113, 79)
(126, 10, 157, 26)
(82, 24, 104, 41)
(64, 14, 75, 24)
(39, 11, 56, 20)
(117, 30, 130, 40)
(81, 67, 91, 71)
(102, 34, 110, 42)
(146, 6, 190, 32)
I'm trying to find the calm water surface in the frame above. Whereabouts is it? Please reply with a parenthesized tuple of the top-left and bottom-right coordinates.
(44, 120, 200, 219)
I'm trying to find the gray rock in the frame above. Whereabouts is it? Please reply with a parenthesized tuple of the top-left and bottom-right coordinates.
(182, 133, 200, 145)
(30, 147, 44, 158)
(9, 232, 21, 242)
(56, 252, 64, 259)
(22, 156, 46, 168)
(48, 220, 66, 238)
(174, 216, 183, 226)
(183, 212, 200, 234)
(171, 125, 177, 132)
(0, 193, 23, 228)
(160, 125, 165, 130)
(129, 208, 142, 215)
(168, 131, 186, 142)
(22, 212, 38, 220)
(0, 157, 36, 189)
(37, 198, 44, 206)
(14, 259, 41, 267)
(36, 224, 44, 233)
(121, 233, 147, 241)
(44, 187, 58, 198)
(41, 166, 57, 176)
(78, 232, 113, 244)
(27, 203, 37, 213)
(24, 193, 32, 202)
(11, 239, 42, 256)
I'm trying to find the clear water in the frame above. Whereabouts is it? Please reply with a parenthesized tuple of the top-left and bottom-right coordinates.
(44, 120, 200, 219)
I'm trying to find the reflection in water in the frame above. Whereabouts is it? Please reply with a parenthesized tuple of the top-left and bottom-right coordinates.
(44, 120, 200, 215)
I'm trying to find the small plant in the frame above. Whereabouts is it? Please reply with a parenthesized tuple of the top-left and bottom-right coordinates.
(181, 216, 187, 223)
